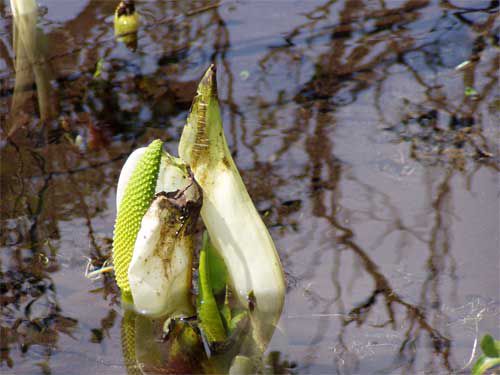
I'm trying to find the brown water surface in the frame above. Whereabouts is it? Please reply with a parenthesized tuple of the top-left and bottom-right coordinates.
(1, 1, 499, 374)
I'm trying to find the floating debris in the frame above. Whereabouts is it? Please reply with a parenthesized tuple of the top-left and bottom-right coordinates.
(84, 257, 114, 280)
(455, 60, 472, 70)
(465, 86, 479, 98)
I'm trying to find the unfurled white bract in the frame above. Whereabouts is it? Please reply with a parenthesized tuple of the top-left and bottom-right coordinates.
(179, 65, 286, 349)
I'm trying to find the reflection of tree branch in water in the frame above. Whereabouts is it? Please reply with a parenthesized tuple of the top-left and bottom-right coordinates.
(306, 103, 450, 371)
(334, 197, 452, 370)
(1, 148, 77, 371)
(255, 0, 497, 174)
(0, 2, 223, 80)
(370, 4, 497, 170)
(0, 133, 146, 366)
(441, 0, 499, 13)
(67, 171, 101, 258)
(293, 155, 462, 373)
(208, 5, 246, 155)
(416, 167, 455, 373)
(247, 3, 494, 369)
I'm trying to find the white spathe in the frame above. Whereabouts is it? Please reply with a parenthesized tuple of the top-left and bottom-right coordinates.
(128, 194, 193, 317)
(199, 164, 285, 347)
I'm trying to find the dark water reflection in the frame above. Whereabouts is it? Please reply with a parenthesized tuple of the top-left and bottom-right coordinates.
(1, 1, 499, 374)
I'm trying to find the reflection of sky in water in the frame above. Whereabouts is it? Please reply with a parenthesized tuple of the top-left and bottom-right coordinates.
(38, 0, 90, 23)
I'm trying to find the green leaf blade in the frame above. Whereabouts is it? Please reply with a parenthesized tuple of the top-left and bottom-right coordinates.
(197, 233, 227, 344)
(472, 355, 500, 375)
(480, 334, 500, 358)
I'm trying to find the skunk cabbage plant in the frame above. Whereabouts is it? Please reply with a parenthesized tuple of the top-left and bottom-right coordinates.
(179, 65, 286, 348)
(113, 140, 201, 317)
(111, 65, 285, 369)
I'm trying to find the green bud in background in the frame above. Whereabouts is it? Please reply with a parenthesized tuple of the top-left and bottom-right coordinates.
(114, 1, 139, 50)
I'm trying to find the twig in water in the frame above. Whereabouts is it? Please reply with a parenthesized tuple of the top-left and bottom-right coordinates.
(84, 257, 113, 280)
(460, 307, 487, 371)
